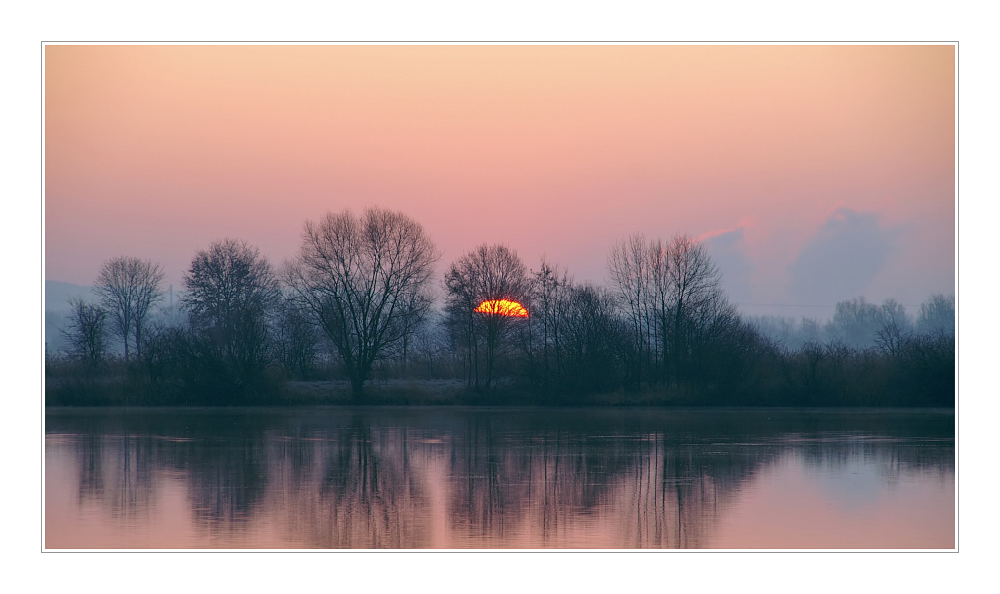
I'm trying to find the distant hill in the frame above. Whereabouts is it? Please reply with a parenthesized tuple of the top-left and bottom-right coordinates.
(45, 280, 96, 312)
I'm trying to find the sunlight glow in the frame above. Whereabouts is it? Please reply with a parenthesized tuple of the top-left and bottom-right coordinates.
(474, 299, 529, 317)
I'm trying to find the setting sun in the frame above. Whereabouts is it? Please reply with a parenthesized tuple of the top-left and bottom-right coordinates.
(474, 299, 529, 317)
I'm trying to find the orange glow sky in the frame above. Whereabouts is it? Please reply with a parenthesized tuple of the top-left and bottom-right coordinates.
(44, 44, 955, 317)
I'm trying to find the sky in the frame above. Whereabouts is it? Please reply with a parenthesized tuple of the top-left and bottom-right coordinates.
(44, 44, 955, 319)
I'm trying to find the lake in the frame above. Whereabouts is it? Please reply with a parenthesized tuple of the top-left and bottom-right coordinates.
(44, 406, 955, 549)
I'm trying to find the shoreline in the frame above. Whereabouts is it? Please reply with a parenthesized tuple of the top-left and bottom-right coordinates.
(44, 376, 956, 408)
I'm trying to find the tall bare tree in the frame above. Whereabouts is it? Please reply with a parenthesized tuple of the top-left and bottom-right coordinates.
(528, 259, 571, 390)
(285, 207, 438, 400)
(607, 234, 655, 386)
(608, 233, 727, 387)
(94, 256, 165, 361)
(664, 234, 724, 384)
(182, 238, 282, 390)
(445, 244, 529, 390)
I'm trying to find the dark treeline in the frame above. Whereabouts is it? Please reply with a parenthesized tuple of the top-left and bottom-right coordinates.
(46, 207, 955, 407)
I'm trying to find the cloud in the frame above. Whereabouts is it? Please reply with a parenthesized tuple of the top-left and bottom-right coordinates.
(786, 208, 897, 304)
(703, 226, 754, 305)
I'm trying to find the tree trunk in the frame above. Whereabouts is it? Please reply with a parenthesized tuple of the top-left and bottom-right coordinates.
(350, 375, 366, 402)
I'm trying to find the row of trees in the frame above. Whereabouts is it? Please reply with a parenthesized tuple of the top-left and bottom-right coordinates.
(605, 234, 760, 390)
(56, 208, 439, 401)
(51, 206, 956, 406)
(750, 294, 956, 352)
(68, 257, 167, 363)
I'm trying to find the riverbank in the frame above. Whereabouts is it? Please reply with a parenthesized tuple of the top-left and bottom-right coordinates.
(44, 376, 955, 408)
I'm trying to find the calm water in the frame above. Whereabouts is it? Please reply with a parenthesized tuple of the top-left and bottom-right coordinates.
(45, 406, 955, 549)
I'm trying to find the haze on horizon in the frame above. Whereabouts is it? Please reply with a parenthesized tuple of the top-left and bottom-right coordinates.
(44, 44, 956, 319)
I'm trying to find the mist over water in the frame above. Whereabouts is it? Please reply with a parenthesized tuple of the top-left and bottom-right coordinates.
(45, 407, 954, 549)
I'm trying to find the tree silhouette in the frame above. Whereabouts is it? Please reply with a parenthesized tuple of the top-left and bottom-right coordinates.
(527, 259, 571, 393)
(60, 297, 107, 366)
(273, 297, 320, 379)
(917, 294, 955, 337)
(285, 207, 438, 400)
(608, 234, 728, 388)
(182, 238, 282, 394)
(608, 234, 655, 387)
(445, 244, 529, 391)
(94, 256, 165, 361)
(662, 235, 727, 386)
(874, 298, 912, 357)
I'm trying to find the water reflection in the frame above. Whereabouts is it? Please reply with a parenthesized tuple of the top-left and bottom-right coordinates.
(45, 408, 954, 549)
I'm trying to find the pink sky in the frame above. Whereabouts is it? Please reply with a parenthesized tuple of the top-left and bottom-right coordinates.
(44, 44, 955, 317)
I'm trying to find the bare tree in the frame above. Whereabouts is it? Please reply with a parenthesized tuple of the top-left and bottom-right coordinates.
(285, 207, 438, 400)
(60, 297, 107, 365)
(557, 282, 630, 394)
(829, 297, 914, 350)
(608, 233, 727, 387)
(182, 238, 281, 389)
(828, 297, 880, 348)
(94, 256, 165, 361)
(273, 297, 320, 379)
(874, 298, 912, 357)
(528, 259, 571, 390)
(916, 294, 955, 337)
(607, 234, 655, 386)
(444, 244, 529, 390)
(664, 235, 724, 385)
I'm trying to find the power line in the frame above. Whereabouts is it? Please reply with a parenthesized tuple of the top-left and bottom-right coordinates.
(736, 303, 923, 308)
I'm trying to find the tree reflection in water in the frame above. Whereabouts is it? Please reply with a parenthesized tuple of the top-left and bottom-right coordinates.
(45, 408, 954, 548)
